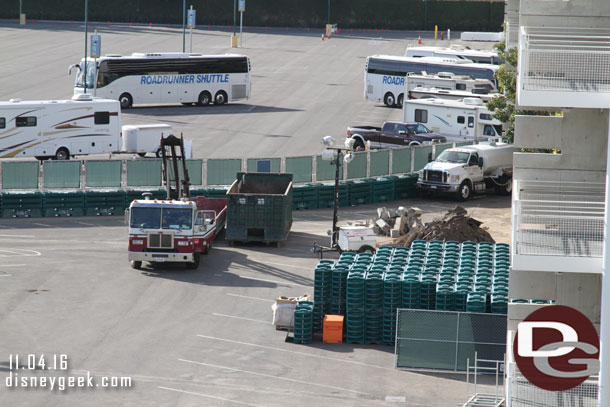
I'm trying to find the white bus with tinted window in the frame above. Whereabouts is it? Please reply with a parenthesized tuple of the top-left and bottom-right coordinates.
(70, 53, 251, 108)
(405, 45, 503, 65)
(364, 55, 498, 108)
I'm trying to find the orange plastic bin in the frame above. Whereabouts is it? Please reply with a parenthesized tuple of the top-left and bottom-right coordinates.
(323, 315, 344, 343)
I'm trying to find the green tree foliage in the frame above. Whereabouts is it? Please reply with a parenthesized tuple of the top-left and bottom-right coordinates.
(487, 42, 549, 143)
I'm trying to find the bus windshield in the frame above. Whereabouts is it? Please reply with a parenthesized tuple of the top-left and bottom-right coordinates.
(75, 61, 96, 89)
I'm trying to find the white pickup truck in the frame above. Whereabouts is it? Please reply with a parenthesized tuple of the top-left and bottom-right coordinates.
(417, 139, 517, 200)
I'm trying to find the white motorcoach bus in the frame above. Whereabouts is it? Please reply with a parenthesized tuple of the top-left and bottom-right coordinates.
(405, 45, 503, 65)
(70, 52, 251, 108)
(364, 55, 499, 108)
(0, 95, 121, 160)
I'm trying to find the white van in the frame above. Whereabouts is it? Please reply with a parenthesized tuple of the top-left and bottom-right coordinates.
(403, 97, 502, 142)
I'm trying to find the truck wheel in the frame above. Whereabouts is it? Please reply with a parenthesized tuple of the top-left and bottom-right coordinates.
(496, 176, 512, 195)
(457, 181, 471, 201)
(396, 93, 404, 108)
(155, 148, 163, 158)
(357, 245, 376, 254)
(214, 91, 227, 105)
(187, 253, 200, 269)
(55, 148, 70, 160)
(119, 93, 133, 109)
(409, 141, 421, 146)
(130, 260, 142, 270)
(383, 92, 395, 107)
(198, 91, 211, 105)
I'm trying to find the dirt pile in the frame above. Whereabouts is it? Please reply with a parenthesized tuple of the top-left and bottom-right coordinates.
(393, 206, 495, 247)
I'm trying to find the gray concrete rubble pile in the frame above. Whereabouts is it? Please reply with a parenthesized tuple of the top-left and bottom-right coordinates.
(368, 206, 424, 239)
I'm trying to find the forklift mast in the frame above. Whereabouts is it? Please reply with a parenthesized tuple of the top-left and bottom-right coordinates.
(160, 134, 190, 200)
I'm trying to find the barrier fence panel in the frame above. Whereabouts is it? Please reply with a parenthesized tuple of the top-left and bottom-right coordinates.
(396, 309, 506, 372)
(347, 152, 367, 179)
(1, 161, 39, 190)
(391, 147, 412, 174)
(207, 159, 242, 185)
(316, 155, 342, 182)
(434, 143, 454, 158)
(455, 141, 475, 148)
(285, 156, 313, 183)
(127, 160, 162, 187)
(43, 161, 81, 189)
(246, 158, 281, 173)
(369, 150, 390, 177)
(168, 159, 203, 186)
(85, 160, 122, 188)
(413, 145, 433, 171)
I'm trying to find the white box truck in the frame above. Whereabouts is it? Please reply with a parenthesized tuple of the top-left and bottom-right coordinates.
(403, 97, 502, 142)
(417, 138, 517, 200)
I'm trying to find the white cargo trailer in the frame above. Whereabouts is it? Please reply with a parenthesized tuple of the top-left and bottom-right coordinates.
(121, 124, 172, 157)
(403, 97, 502, 142)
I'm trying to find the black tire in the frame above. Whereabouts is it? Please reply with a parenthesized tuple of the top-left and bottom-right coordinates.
(353, 137, 365, 151)
(55, 148, 70, 160)
(214, 91, 228, 105)
(198, 91, 211, 105)
(130, 260, 142, 270)
(357, 245, 376, 254)
(383, 92, 395, 107)
(456, 181, 471, 201)
(35, 156, 49, 161)
(119, 93, 133, 109)
(202, 243, 210, 255)
(187, 253, 201, 269)
(396, 93, 404, 108)
(155, 148, 163, 158)
(137, 152, 146, 158)
(181, 102, 193, 106)
(495, 176, 512, 196)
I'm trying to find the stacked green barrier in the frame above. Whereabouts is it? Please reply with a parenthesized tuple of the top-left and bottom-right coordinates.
(313, 260, 334, 333)
(347, 179, 373, 206)
(85, 190, 126, 216)
(383, 271, 402, 345)
(125, 189, 167, 206)
(293, 301, 314, 344)
(205, 186, 230, 198)
(346, 263, 367, 344)
(365, 270, 384, 344)
(372, 176, 395, 202)
(330, 263, 349, 316)
(292, 184, 318, 210)
(317, 182, 348, 208)
(1, 192, 43, 218)
(394, 173, 419, 199)
(43, 192, 85, 217)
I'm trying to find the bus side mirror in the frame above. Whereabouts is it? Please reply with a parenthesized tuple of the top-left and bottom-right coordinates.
(478, 157, 484, 168)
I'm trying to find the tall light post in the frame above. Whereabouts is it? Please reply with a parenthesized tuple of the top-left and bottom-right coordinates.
(327, 0, 330, 25)
(233, 0, 237, 35)
(182, 0, 186, 52)
(83, 0, 88, 93)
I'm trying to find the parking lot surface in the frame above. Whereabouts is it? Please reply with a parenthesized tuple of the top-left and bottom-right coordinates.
(0, 22, 503, 406)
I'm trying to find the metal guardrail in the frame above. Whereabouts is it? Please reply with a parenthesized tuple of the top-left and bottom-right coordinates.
(513, 180, 605, 258)
(520, 26, 610, 94)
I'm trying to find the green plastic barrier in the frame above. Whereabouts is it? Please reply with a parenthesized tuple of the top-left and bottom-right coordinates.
(434, 143, 453, 158)
(126, 160, 162, 186)
(413, 145, 433, 171)
(246, 158, 281, 173)
(392, 147, 412, 174)
(85, 160, 122, 188)
(1, 161, 39, 190)
(316, 156, 342, 181)
(168, 159, 203, 186)
(43, 161, 81, 189)
(1, 192, 43, 218)
(370, 150, 389, 177)
(207, 159, 242, 185)
(43, 191, 85, 217)
(456, 141, 475, 147)
(347, 152, 367, 179)
(285, 156, 312, 183)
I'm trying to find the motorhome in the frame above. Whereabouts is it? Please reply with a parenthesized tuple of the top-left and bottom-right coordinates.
(406, 72, 497, 95)
(0, 95, 121, 160)
(403, 97, 502, 142)
(408, 87, 495, 102)
(405, 44, 503, 65)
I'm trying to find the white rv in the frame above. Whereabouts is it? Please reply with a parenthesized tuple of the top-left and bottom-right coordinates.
(403, 97, 502, 142)
(405, 44, 503, 65)
(0, 95, 121, 160)
(408, 87, 495, 102)
(406, 72, 497, 95)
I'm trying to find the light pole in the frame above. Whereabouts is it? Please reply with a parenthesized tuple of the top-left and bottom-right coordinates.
(327, 0, 330, 25)
(233, 0, 237, 35)
(182, 0, 186, 52)
(84, 0, 88, 93)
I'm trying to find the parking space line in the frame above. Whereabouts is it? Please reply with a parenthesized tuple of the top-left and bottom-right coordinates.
(235, 275, 290, 285)
(196, 335, 393, 371)
(0, 234, 35, 238)
(0, 274, 12, 277)
(212, 313, 269, 324)
(247, 260, 312, 271)
(0, 264, 26, 268)
(158, 386, 264, 407)
(76, 221, 99, 227)
(178, 359, 370, 396)
(32, 222, 53, 227)
(226, 293, 274, 302)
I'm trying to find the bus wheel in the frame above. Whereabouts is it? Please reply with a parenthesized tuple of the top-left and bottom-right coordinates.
(119, 93, 133, 109)
(214, 91, 227, 105)
(155, 148, 163, 158)
(396, 93, 404, 108)
(198, 91, 211, 105)
(384, 92, 395, 107)
(55, 148, 70, 160)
